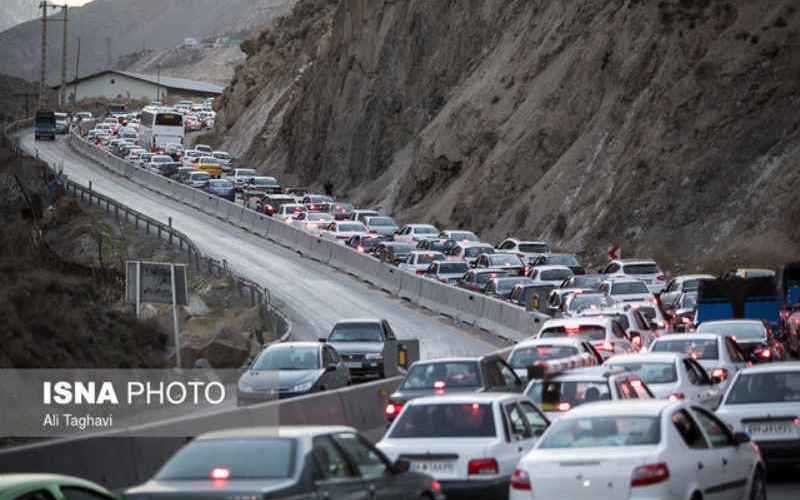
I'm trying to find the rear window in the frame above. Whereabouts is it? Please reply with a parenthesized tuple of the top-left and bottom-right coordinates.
(607, 362, 678, 384)
(611, 282, 649, 295)
(547, 255, 579, 266)
(254, 177, 279, 186)
(338, 223, 366, 232)
(157, 439, 294, 479)
(539, 417, 660, 449)
(476, 271, 510, 284)
(236, 169, 256, 177)
(437, 262, 469, 274)
(447, 231, 478, 241)
(623, 264, 660, 275)
(308, 213, 333, 221)
(488, 254, 522, 266)
(390, 403, 495, 438)
(651, 339, 719, 360)
(401, 362, 481, 390)
(509, 345, 580, 369)
(518, 243, 549, 253)
(526, 380, 611, 411)
(417, 253, 445, 264)
(208, 180, 232, 188)
(415, 226, 438, 234)
(567, 295, 614, 312)
(724, 371, 800, 405)
(541, 269, 574, 281)
(329, 323, 383, 342)
(696, 322, 766, 341)
(495, 278, 533, 292)
(566, 276, 604, 289)
(367, 217, 396, 226)
(465, 246, 494, 258)
(540, 325, 606, 342)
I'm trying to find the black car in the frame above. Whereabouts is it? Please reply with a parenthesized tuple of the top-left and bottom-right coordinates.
(559, 273, 605, 290)
(385, 355, 524, 422)
(473, 253, 527, 276)
(331, 201, 355, 220)
(530, 253, 586, 275)
(124, 426, 444, 500)
(322, 319, 398, 380)
(237, 342, 350, 405)
(415, 238, 451, 253)
(457, 269, 511, 293)
(484, 277, 536, 300)
(377, 242, 416, 264)
(346, 233, 390, 254)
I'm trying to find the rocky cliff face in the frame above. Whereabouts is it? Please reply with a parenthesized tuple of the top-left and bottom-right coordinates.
(217, 0, 800, 269)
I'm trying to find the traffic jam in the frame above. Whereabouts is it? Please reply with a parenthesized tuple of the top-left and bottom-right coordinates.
(62, 103, 800, 500)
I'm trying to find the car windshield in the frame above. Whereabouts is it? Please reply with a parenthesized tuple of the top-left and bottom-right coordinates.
(236, 170, 256, 177)
(465, 246, 494, 258)
(518, 243, 549, 253)
(401, 361, 481, 390)
(156, 439, 294, 479)
(437, 262, 469, 274)
(367, 217, 396, 226)
(696, 322, 766, 341)
(651, 339, 719, 360)
(541, 269, 573, 281)
(680, 293, 698, 309)
(213, 153, 231, 160)
(338, 223, 366, 232)
(447, 231, 478, 241)
(252, 346, 319, 370)
(509, 345, 580, 368)
(607, 362, 678, 384)
(540, 325, 607, 342)
(568, 294, 614, 312)
(152, 156, 172, 163)
(389, 403, 496, 438)
(547, 255, 579, 266)
(423, 241, 449, 253)
(209, 180, 232, 188)
(417, 253, 445, 264)
(724, 371, 800, 404)
(192, 173, 211, 181)
(495, 278, 534, 292)
(415, 226, 438, 234)
(611, 281, 649, 295)
(329, 323, 383, 342)
(527, 380, 612, 412)
(476, 271, 510, 284)
(489, 254, 522, 266)
(254, 177, 278, 186)
(308, 213, 333, 221)
(623, 263, 660, 275)
(539, 417, 660, 449)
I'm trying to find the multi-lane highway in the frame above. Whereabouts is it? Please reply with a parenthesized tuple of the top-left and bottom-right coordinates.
(20, 132, 505, 360)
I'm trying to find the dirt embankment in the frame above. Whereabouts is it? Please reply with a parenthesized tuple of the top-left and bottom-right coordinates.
(216, 0, 800, 271)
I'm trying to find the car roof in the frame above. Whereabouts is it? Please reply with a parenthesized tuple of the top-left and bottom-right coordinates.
(412, 357, 481, 366)
(674, 274, 716, 281)
(0, 474, 107, 492)
(513, 337, 584, 349)
(737, 361, 800, 375)
(699, 319, 764, 327)
(334, 318, 381, 324)
(562, 399, 677, 418)
(460, 241, 492, 248)
(409, 393, 521, 405)
(504, 238, 548, 245)
(409, 250, 442, 255)
(198, 426, 356, 440)
(533, 265, 572, 272)
(542, 317, 611, 327)
(606, 277, 649, 285)
(605, 352, 684, 364)
(268, 341, 321, 349)
(538, 366, 628, 382)
(654, 333, 720, 342)
(613, 258, 658, 265)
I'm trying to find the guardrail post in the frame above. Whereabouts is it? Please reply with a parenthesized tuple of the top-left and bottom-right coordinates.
(145, 220, 150, 235)
(88, 181, 92, 192)
(134, 213, 139, 230)
(250, 286, 256, 307)
(158, 224, 162, 240)
(168, 217, 173, 245)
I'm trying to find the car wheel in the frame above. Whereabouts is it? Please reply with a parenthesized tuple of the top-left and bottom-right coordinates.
(749, 468, 766, 500)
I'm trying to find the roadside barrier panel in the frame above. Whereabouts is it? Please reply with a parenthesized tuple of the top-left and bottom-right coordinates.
(304, 236, 334, 264)
(198, 194, 219, 216)
(256, 214, 274, 237)
(398, 271, 424, 302)
(417, 278, 450, 312)
(442, 287, 485, 326)
(363, 260, 402, 295)
(338, 377, 401, 433)
(267, 218, 300, 247)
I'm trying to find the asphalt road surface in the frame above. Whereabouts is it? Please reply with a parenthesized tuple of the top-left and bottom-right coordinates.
(21, 133, 505, 361)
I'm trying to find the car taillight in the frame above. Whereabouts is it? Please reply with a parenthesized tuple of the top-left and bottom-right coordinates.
(668, 392, 685, 401)
(510, 469, 532, 490)
(210, 467, 230, 480)
(556, 402, 571, 412)
(711, 368, 728, 381)
(431, 480, 441, 493)
(416, 269, 426, 275)
(385, 401, 403, 420)
(600, 341, 614, 352)
(656, 275, 665, 282)
(758, 348, 771, 359)
(632, 336, 642, 347)
(631, 463, 669, 487)
(468, 458, 498, 476)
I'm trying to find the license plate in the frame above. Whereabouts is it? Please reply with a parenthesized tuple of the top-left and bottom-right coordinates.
(745, 422, 798, 438)
(410, 461, 456, 476)
(346, 362, 362, 369)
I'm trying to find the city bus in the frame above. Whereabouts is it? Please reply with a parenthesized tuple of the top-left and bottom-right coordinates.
(139, 110, 184, 152)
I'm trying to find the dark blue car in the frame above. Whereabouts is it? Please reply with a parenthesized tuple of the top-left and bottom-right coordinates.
(204, 179, 236, 202)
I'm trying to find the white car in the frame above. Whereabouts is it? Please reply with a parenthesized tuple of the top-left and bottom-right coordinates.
(394, 224, 440, 243)
(398, 251, 446, 274)
(194, 144, 212, 154)
(450, 242, 495, 266)
(495, 238, 551, 262)
(321, 220, 369, 241)
(715, 362, 800, 469)
(600, 278, 656, 304)
(377, 393, 549, 500)
(510, 400, 765, 500)
(230, 168, 257, 191)
(211, 151, 232, 171)
(577, 307, 658, 348)
(660, 274, 716, 310)
(528, 265, 575, 287)
(649, 333, 749, 394)
(537, 317, 636, 359)
(351, 209, 380, 224)
(291, 212, 334, 233)
(605, 353, 722, 409)
(274, 203, 306, 222)
(182, 149, 204, 168)
(507, 337, 603, 381)
(601, 258, 666, 294)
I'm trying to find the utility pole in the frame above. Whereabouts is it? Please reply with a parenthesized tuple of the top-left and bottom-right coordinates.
(73, 37, 81, 104)
(60, 5, 68, 109)
(38, 2, 48, 110)
(106, 36, 112, 68)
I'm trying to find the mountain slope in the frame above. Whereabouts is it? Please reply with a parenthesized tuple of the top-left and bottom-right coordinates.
(216, 0, 800, 269)
(0, 0, 294, 83)
(0, 0, 37, 33)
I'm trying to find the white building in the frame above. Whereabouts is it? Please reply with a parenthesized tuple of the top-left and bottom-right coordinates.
(54, 70, 224, 104)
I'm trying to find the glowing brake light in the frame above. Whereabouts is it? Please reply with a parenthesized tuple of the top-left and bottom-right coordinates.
(210, 467, 230, 480)
(600, 341, 614, 352)
(431, 480, 442, 492)
(468, 458, 499, 476)
(631, 463, 669, 487)
(385, 401, 403, 420)
(711, 368, 728, 381)
(556, 402, 572, 412)
(433, 380, 446, 389)
(668, 392, 685, 401)
(632, 336, 642, 347)
(630, 379, 643, 388)
(758, 349, 772, 359)
(510, 469, 532, 491)
(356, 245, 365, 253)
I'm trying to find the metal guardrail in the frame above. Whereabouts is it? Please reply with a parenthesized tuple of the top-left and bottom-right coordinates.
(2, 119, 291, 352)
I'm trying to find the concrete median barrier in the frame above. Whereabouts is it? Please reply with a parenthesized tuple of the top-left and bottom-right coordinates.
(197, 193, 220, 215)
(398, 271, 424, 302)
(303, 236, 334, 264)
(267, 218, 300, 247)
(441, 287, 485, 326)
(362, 259, 403, 295)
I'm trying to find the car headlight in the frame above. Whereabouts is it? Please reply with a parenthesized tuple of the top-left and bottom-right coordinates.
(292, 381, 314, 393)
(365, 353, 383, 360)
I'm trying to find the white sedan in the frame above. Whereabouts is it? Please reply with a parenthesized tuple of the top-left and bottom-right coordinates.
(320, 220, 369, 242)
(605, 352, 722, 409)
(510, 400, 765, 500)
(378, 393, 549, 500)
(291, 212, 334, 233)
(599, 278, 656, 304)
(394, 224, 440, 243)
(397, 251, 446, 274)
(715, 362, 800, 469)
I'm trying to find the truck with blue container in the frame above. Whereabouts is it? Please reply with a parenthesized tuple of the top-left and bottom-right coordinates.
(34, 111, 56, 141)
(695, 276, 781, 330)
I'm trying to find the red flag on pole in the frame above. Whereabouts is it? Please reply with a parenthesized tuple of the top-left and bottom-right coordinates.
(608, 246, 621, 260)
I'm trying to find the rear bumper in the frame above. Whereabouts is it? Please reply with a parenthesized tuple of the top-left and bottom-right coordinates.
(440, 477, 509, 500)
(348, 363, 384, 379)
(755, 439, 800, 466)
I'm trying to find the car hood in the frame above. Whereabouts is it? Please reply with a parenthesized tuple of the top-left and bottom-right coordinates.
(371, 226, 398, 236)
(390, 386, 480, 403)
(325, 341, 384, 355)
(125, 478, 297, 497)
(241, 369, 322, 390)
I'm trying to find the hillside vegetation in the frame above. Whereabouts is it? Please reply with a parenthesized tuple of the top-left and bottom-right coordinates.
(216, 0, 800, 270)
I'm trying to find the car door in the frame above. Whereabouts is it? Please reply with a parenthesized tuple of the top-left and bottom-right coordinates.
(690, 407, 750, 500)
(682, 359, 719, 409)
(670, 409, 725, 500)
(311, 435, 368, 500)
(321, 346, 341, 389)
(500, 403, 538, 475)
(331, 432, 405, 500)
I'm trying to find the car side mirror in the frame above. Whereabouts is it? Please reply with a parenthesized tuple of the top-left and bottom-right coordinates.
(391, 459, 410, 474)
(325, 364, 337, 372)
(733, 432, 750, 445)
(318, 337, 327, 343)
